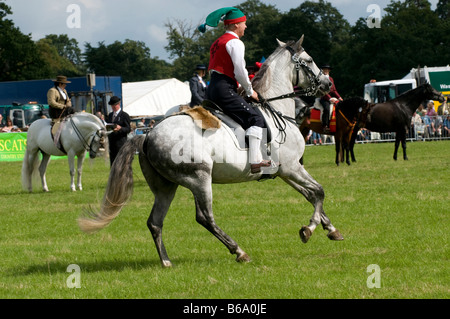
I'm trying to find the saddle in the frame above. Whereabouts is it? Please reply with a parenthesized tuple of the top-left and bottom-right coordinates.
(200, 100, 273, 149)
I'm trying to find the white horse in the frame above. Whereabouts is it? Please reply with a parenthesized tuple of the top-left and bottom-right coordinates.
(79, 36, 344, 267)
(22, 112, 108, 192)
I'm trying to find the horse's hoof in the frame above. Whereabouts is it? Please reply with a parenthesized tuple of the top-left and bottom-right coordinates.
(299, 226, 312, 243)
(161, 260, 173, 268)
(236, 253, 251, 263)
(327, 230, 344, 241)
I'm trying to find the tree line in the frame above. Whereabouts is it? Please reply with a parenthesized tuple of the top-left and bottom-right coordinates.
(0, 0, 448, 97)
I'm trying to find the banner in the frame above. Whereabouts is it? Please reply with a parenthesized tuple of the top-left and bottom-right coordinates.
(0, 132, 27, 162)
(0, 133, 71, 162)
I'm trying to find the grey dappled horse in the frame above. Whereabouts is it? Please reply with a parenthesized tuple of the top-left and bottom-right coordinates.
(79, 36, 344, 267)
(22, 113, 108, 192)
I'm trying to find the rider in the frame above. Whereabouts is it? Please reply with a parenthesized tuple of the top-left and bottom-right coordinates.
(319, 65, 343, 132)
(47, 75, 75, 125)
(198, 7, 271, 174)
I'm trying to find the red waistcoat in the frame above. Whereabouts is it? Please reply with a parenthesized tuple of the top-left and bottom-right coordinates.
(209, 33, 239, 83)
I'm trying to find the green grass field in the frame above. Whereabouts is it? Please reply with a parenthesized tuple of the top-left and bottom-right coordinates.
(0, 141, 448, 299)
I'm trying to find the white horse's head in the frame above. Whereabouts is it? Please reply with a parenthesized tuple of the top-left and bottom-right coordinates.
(276, 35, 332, 97)
(253, 35, 331, 101)
(71, 113, 109, 159)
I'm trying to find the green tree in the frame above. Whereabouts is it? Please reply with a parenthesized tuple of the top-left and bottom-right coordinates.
(35, 38, 82, 78)
(276, 0, 350, 68)
(84, 39, 172, 82)
(0, 2, 48, 80)
(334, 0, 447, 96)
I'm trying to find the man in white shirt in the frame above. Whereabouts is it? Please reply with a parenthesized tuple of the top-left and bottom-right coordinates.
(199, 7, 271, 174)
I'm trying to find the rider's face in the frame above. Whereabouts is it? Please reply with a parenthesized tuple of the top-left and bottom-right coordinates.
(234, 21, 247, 38)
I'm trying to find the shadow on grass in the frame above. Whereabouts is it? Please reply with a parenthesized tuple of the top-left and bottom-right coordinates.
(8, 258, 163, 277)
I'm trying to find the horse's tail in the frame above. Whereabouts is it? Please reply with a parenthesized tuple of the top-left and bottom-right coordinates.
(78, 135, 146, 234)
(21, 146, 39, 192)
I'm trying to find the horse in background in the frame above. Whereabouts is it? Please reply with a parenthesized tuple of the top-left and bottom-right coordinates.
(22, 113, 108, 192)
(363, 83, 444, 161)
(78, 36, 345, 268)
(297, 97, 370, 165)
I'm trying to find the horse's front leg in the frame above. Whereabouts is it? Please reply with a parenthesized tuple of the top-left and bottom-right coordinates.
(67, 152, 76, 191)
(76, 152, 86, 191)
(281, 165, 343, 243)
(39, 153, 51, 192)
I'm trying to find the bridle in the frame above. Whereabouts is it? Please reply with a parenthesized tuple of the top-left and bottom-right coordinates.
(70, 116, 104, 157)
(254, 44, 324, 144)
(285, 45, 323, 97)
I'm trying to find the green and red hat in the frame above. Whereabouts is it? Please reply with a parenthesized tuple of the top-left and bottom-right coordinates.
(198, 7, 246, 33)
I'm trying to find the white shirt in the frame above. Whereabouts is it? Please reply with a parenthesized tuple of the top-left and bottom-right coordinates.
(213, 31, 253, 97)
(57, 87, 67, 100)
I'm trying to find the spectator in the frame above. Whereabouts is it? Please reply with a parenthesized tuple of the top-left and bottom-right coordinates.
(1, 117, 21, 132)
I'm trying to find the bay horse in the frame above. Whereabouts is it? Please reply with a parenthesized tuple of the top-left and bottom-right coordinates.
(22, 113, 108, 192)
(363, 83, 444, 160)
(297, 97, 370, 166)
(78, 36, 344, 268)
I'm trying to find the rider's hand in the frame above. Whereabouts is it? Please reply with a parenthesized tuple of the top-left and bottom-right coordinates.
(250, 90, 259, 102)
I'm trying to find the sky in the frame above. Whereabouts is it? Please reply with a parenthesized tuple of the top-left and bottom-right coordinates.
(7, 0, 440, 62)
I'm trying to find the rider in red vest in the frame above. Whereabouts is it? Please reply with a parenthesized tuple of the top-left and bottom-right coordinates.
(199, 7, 272, 174)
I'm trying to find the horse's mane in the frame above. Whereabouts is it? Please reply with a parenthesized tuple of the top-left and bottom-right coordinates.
(252, 41, 296, 93)
(336, 97, 368, 112)
(73, 112, 105, 129)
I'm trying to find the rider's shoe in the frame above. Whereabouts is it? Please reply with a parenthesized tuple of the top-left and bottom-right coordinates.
(251, 160, 273, 174)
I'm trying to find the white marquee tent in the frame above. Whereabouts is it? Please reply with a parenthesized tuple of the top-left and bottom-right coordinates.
(122, 78, 191, 117)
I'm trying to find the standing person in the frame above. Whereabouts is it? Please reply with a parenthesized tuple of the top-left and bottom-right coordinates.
(47, 75, 74, 125)
(198, 7, 271, 174)
(319, 65, 343, 132)
(189, 64, 207, 107)
(106, 96, 131, 166)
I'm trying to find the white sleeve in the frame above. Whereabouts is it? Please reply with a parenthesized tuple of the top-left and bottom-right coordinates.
(226, 38, 253, 97)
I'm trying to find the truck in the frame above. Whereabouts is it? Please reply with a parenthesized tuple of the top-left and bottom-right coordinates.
(364, 65, 450, 109)
(0, 102, 49, 130)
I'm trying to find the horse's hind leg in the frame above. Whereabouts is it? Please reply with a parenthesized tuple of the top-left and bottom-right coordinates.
(282, 166, 343, 243)
(192, 182, 249, 263)
(139, 154, 178, 268)
(401, 136, 408, 160)
(39, 153, 51, 192)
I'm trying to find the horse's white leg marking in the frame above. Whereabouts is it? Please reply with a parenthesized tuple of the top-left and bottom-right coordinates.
(67, 151, 76, 192)
(39, 153, 51, 192)
(76, 153, 86, 191)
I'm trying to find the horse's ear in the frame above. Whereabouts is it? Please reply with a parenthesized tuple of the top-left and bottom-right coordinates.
(294, 35, 305, 50)
(276, 38, 286, 47)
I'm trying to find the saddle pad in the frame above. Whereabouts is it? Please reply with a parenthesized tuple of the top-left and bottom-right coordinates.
(310, 108, 336, 133)
(180, 106, 221, 130)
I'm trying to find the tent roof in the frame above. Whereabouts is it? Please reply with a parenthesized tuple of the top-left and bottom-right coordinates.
(122, 78, 191, 117)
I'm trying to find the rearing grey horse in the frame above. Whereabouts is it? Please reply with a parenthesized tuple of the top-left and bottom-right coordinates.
(79, 36, 344, 267)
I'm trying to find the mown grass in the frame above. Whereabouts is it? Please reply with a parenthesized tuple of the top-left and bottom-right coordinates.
(0, 141, 448, 299)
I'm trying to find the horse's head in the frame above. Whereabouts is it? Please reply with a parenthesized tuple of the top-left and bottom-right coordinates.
(422, 83, 445, 103)
(277, 35, 332, 97)
(89, 128, 109, 159)
(70, 113, 109, 159)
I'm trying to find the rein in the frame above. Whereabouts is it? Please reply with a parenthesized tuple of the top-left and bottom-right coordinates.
(70, 116, 102, 155)
(338, 109, 356, 131)
(256, 93, 297, 145)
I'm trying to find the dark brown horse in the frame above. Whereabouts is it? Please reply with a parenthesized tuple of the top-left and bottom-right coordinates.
(298, 97, 370, 165)
(363, 83, 444, 160)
